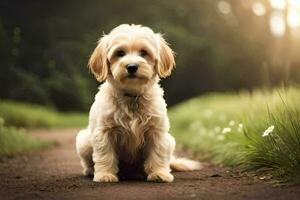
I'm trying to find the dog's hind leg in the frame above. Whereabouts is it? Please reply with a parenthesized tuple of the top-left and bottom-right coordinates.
(76, 129, 94, 176)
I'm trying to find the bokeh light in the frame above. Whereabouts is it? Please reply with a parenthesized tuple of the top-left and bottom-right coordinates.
(269, 0, 286, 10)
(217, 1, 231, 14)
(252, 2, 266, 16)
(288, 0, 300, 8)
(287, 8, 300, 28)
(270, 11, 286, 37)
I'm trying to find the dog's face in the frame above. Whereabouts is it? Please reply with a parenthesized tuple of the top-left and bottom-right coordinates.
(88, 24, 175, 92)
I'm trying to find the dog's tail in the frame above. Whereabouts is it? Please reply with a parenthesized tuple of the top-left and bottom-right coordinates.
(170, 156, 202, 172)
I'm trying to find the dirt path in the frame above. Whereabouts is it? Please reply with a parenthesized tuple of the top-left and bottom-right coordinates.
(0, 129, 300, 200)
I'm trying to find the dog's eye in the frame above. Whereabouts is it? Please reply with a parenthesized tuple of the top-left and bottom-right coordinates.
(116, 50, 125, 57)
(140, 49, 148, 57)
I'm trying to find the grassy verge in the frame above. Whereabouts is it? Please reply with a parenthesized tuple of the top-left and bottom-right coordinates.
(0, 118, 52, 157)
(0, 100, 87, 128)
(0, 100, 88, 157)
(169, 87, 300, 184)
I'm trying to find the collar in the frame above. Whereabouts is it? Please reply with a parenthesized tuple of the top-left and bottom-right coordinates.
(123, 92, 140, 99)
(123, 92, 141, 111)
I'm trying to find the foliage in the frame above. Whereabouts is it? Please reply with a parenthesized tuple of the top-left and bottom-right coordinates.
(0, 118, 52, 156)
(0, 0, 299, 111)
(0, 100, 87, 128)
(169, 87, 300, 184)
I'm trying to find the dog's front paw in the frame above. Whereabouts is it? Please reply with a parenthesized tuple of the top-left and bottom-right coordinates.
(147, 171, 174, 183)
(93, 172, 119, 183)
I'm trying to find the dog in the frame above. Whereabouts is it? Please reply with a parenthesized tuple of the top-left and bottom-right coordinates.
(76, 24, 201, 183)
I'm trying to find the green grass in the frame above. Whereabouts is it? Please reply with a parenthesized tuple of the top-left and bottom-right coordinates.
(0, 100, 87, 128)
(0, 100, 87, 157)
(169, 87, 300, 184)
(0, 118, 52, 157)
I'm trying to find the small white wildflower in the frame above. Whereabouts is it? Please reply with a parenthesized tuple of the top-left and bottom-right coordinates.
(222, 127, 231, 134)
(238, 123, 243, 132)
(229, 120, 235, 126)
(262, 125, 275, 137)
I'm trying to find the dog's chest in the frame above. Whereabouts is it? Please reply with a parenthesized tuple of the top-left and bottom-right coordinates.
(109, 111, 153, 179)
(112, 110, 153, 147)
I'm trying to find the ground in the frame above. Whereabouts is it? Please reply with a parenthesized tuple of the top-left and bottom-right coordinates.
(1, 129, 300, 200)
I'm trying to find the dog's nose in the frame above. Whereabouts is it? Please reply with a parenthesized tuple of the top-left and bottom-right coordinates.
(126, 63, 138, 74)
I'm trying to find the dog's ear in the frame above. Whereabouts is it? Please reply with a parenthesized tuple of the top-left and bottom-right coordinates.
(88, 35, 109, 82)
(156, 34, 175, 78)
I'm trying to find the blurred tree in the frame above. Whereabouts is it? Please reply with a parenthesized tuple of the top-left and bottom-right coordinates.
(0, 0, 299, 111)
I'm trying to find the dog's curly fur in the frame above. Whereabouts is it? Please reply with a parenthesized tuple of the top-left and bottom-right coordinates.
(76, 24, 201, 183)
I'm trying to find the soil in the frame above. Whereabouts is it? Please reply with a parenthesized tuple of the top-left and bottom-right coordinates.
(0, 128, 300, 200)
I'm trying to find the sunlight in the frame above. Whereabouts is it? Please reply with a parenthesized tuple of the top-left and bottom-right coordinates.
(288, 0, 300, 8)
(268, 0, 300, 35)
(269, 0, 286, 10)
(252, 2, 266, 16)
(287, 8, 300, 28)
(270, 11, 286, 37)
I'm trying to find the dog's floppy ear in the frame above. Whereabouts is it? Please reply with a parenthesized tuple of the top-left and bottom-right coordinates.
(156, 34, 175, 78)
(88, 35, 109, 82)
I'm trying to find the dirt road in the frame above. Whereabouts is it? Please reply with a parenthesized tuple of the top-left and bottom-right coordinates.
(0, 129, 300, 200)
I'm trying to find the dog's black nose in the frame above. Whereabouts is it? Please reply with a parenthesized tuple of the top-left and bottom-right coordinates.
(126, 64, 138, 74)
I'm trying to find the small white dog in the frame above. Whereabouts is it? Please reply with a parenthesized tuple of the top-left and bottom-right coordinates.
(76, 24, 201, 183)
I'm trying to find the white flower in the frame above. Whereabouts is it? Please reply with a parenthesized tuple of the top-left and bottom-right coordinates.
(229, 120, 235, 126)
(222, 127, 231, 134)
(262, 125, 275, 137)
(238, 123, 243, 132)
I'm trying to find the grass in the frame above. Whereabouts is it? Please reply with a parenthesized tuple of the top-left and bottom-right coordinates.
(169, 87, 300, 184)
(0, 100, 87, 157)
(0, 100, 87, 128)
(0, 118, 53, 157)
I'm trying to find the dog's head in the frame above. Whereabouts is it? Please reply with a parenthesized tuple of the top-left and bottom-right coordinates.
(88, 24, 175, 92)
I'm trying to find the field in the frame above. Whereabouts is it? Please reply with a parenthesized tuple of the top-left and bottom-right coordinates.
(169, 87, 300, 184)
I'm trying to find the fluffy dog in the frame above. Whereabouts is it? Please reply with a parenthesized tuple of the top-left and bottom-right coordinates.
(76, 24, 201, 183)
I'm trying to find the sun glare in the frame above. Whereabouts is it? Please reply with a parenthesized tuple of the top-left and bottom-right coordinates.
(267, 0, 300, 37)
(252, 2, 266, 16)
(269, 0, 286, 10)
(287, 8, 300, 28)
(270, 11, 286, 37)
(288, 0, 300, 8)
